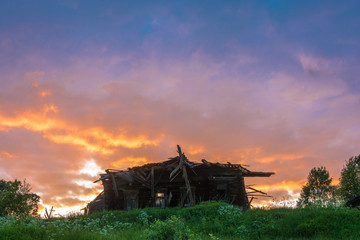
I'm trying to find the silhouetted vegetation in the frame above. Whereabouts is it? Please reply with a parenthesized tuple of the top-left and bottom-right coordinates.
(339, 155, 360, 200)
(1, 201, 360, 240)
(296, 154, 360, 208)
(297, 166, 336, 207)
(2, 154, 360, 239)
(0, 179, 39, 217)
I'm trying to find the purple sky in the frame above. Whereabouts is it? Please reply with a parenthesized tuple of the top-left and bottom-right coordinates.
(0, 0, 360, 212)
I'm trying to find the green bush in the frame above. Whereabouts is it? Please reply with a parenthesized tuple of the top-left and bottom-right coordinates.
(143, 215, 198, 240)
(1, 201, 360, 240)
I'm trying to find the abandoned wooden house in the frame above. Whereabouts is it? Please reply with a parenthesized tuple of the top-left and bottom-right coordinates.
(86, 145, 274, 214)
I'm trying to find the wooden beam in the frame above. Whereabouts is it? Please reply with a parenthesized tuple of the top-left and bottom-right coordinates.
(182, 165, 195, 206)
(137, 168, 147, 179)
(238, 173, 250, 210)
(151, 166, 155, 207)
(180, 190, 188, 206)
(248, 186, 267, 195)
(109, 172, 119, 198)
(177, 145, 195, 206)
(244, 171, 275, 177)
(169, 159, 184, 181)
(169, 169, 182, 182)
(247, 194, 272, 197)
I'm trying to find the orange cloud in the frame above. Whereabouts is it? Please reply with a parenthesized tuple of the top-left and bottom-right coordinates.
(40, 91, 52, 97)
(111, 156, 149, 169)
(257, 153, 305, 163)
(0, 151, 16, 159)
(26, 72, 44, 88)
(46, 128, 160, 154)
(44, 104, 58, 113)
(188, 145, 205, 155)
(0, 106, 160, 154)
(256, 180, 305, 192)
(79, 159, 102, 177)
(38, 183, 103, 217)
(233, 147, 262, 159)
(0, 111, 62, 132)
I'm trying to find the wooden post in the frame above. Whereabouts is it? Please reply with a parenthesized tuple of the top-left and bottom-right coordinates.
(151, 166, 155, 207)
(182, 165, 195, 206)
(238, 173, 250, 210)
(177, 145, 195, 206)
(109, 172, 119, 198)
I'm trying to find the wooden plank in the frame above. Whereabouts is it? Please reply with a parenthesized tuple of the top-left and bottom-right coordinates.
(244, 171, 275, 177)
(238, 174, 250, 210)
(169, 169, 182, 182)
(247, 194, 272, 197)
(177, 145, 195, 206)
(137, 168, 147, 179)
(151, 166, 155, 207)
(169, 160, 184, 180)
(180, 189, 189, 206)
(109, 172, 119, 198)
(247, 187, 267, 195)
(167, 192, 173, 206)
(128, 171, 151, 189)
(182, 165, 195, 206)
(146, 171, 152, 181)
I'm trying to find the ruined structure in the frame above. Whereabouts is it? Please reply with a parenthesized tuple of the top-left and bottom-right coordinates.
(87, 145, 274, 214)
(346, 195, 360, 209)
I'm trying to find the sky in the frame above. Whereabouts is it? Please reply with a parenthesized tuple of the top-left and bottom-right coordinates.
(1, 0, 360, 214)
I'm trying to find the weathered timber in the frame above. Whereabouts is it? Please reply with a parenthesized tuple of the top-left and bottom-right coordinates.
(87, 145, 274, 213)
(151, 166, 155, 207)
(346, 195, 360, 208)
(237, 174, 250, 210)
(177, 145, 195, 206)
(107, 170, 119, 198)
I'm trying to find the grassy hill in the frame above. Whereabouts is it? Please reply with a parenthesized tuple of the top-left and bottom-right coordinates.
(1, 201, 360, 240)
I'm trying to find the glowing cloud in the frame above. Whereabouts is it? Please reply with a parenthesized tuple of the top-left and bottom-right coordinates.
(111, 157, 149, 169)
(1, 0, 359, 214)
(257, 154, 305, 164)
(79, 159, 102, 177)
(188, 146, 205, 155)
(0, 111, 61, 132)
(0, 107, 160, 154)
(256, 180, 305, 192)
(0, 151, 16, 159)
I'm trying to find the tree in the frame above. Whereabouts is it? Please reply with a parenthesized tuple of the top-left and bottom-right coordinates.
(339, 155, 360, 200)
(297, 166, 335, 207)
(0, 179, 40, 216)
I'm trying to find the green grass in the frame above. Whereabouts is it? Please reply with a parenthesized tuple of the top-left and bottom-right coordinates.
(1, 202, 360, 239)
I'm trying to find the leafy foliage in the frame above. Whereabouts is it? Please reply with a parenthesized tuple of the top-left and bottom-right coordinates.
(339, 155, 360, 200)
(0, 179, 40, 217)
(143, 215, 198, 240)
(1, 202, 360, 240)
(297, 166, 336, 207)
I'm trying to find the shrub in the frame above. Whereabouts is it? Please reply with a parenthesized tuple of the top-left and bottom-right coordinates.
(0, 179, 40, 217)
(339, 155, 360, 200)
(143, 215, 198, 240)
(297, 166, 336, 208)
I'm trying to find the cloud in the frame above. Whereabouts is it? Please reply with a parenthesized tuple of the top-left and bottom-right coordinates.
(256, 153, 305, 164)
(79, 159, 102, 177)
(0, 168, 11, 179)
(0, 50, 359, 213)
(0, 107, 160, 154)
(298, 54, 343, 76)
(0, 151, 16, 159)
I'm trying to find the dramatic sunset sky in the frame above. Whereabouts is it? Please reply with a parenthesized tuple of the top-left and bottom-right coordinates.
(1, 1, 360, 214)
